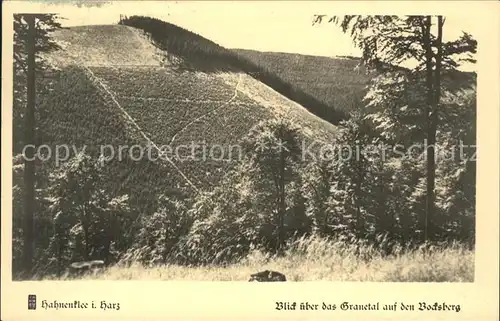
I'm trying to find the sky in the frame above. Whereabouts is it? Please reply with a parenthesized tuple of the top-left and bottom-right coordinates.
(15, 1, 481, 69)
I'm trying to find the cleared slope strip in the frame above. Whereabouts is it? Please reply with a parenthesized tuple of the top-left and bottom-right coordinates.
(86, 66, 270, 189)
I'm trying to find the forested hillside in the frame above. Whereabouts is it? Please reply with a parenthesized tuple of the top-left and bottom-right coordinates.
(12, 19, 340, 277)
(234, 49, 372, 114)
(118, 15, 348, 124)
(12, 14, 476, 281)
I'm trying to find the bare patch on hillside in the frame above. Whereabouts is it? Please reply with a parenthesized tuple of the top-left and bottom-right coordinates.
(45, 25, 164, 67)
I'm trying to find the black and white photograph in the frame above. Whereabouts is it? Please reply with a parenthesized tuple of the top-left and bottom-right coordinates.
(8, 1, 484, 284)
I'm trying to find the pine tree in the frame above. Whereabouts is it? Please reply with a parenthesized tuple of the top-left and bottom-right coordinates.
(13, 13, 62, 276)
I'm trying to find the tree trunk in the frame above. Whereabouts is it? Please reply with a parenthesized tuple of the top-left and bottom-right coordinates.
(428, 16, 443, 241)
(277, 141, 286, 254)
(423, 16, 444, 242)
(423, 16, 435, 243)
(163, 223, 169, 263)
(23, 14, 36, 276)
(82, 206, 90, 260)
(355, 163, 364, 237)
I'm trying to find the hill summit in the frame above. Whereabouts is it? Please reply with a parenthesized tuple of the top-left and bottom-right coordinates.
(47, 25, 165, 67)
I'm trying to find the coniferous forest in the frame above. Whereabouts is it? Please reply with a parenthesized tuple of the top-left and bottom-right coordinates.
(12, 13, 476, 281)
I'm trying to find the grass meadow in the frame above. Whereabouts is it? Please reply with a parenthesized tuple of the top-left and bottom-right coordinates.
(45, 236, 474, 282)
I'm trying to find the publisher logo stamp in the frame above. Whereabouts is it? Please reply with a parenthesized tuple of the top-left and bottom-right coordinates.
(28, 294, 37, 310)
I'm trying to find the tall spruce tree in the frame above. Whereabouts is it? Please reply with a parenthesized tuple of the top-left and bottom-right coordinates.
(13, 13, 62, 275)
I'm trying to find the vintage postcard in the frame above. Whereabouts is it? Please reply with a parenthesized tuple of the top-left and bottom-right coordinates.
(1, 1, 499, 320)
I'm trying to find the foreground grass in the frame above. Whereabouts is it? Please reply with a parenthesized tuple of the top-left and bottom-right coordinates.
(50, 237, 474, 282)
